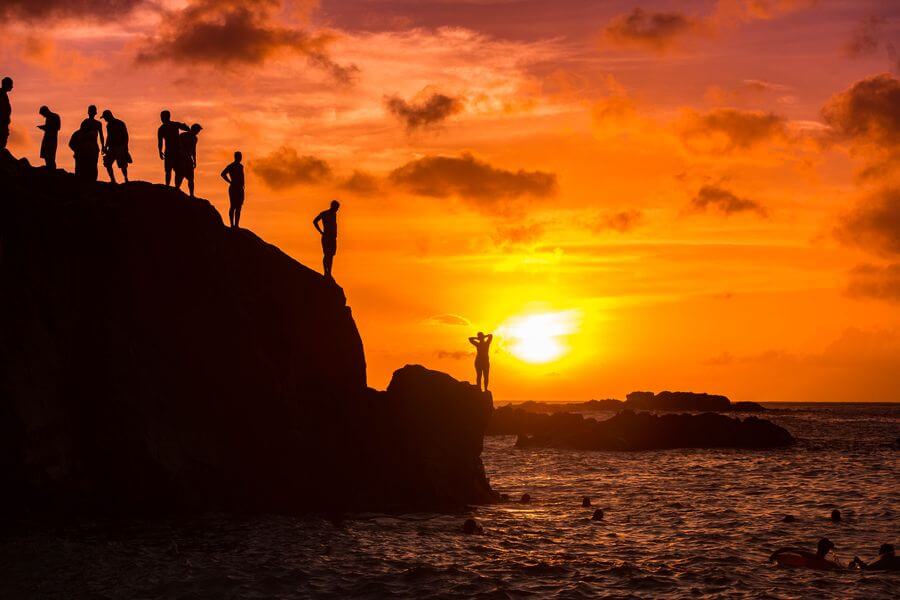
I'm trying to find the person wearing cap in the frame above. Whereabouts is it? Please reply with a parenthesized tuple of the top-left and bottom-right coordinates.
(1, 77, 13, 151)
(175, 123, 202, 198)
(101, 109, 131, 184)
(37, 106, 61, 169)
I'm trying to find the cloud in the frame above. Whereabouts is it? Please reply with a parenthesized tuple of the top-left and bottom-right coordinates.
(602, 8, 701, 53)
(493, 222, 545, 245)
(385, 91, 464, 130)
(835, 186, 900, 257)
(435, 350, 471, 360)
(844, 16, 886, 59)
(252, 146, 332, 189)
(429, 314, 471, 326)
(591, 210, 644, 233)
(846, 263, 900, 302)
(679, 108, 788, 153)
(136, 0, 358, 82)
(690, 184, 767, 216)
(388, 153, 557, 213)
(0, 0, 142, 22)
(339, 170, 381, 196)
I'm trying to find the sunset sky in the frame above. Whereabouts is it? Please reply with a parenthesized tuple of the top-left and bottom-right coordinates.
(2, 0, 899, 402)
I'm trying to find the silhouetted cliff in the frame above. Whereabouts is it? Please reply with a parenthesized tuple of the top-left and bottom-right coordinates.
(0, 154, 496, 513)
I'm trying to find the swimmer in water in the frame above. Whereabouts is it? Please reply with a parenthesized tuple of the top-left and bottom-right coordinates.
(850, 544, 900, 571)
(769, 538, 842, 570)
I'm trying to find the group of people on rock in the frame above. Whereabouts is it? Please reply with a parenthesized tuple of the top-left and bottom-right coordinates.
(0, 75, 339, 280)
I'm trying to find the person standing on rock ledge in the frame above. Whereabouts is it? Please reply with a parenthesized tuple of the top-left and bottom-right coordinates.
(468, 331, 493, 392)
(38, 106, 61, 169)
(1, 77, 13, 152)
(313, 200, 340, 278)
(221, 151, 245, 229)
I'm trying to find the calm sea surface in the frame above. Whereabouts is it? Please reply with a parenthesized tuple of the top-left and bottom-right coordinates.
(2, 403, 898, 599)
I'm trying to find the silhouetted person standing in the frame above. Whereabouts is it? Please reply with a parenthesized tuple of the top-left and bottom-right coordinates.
(81, 105, 104, 150)
(313, 200, 340, 278)
(174, 124, 202, 197)
(468, 332, 493, 392)
(157, 110, 188, 186)
(221, 151, 245, 229)
(0, 77, 13, 152)
(69, 121, 99, 181)
(37, 106, 60, 169)
(101, 110, 131, 184)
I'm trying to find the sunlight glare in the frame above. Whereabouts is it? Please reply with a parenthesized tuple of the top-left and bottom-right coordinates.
(498, 310, 580, 364)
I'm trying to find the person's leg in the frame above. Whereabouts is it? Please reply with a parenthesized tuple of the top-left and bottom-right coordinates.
(174, 172, 183, 190)
(235, 206, 241, 228)
(106, 161, 117, 184)
(476, 365, 483, 390)
(484, 364, 490, 391)
(228, 206, 235, 228)
(165, 166, 172, 186)
(323, 253, 333, 277)
(188, 176, 195, 197)
(122, 164, 128, 183)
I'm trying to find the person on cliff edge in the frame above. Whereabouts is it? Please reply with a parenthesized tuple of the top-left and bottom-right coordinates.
(221, 151, 245, 229)
(313, 200, 340, 278)
(468, 332, 493, 392)
(1, 77, 14, 152)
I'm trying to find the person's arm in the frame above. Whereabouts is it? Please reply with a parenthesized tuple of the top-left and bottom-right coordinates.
(37, 124, 46, 131)
(313, 213, 324, 235)
(157, 126, 164, 159)
(221, 165, 231, 183)
(485, 334, 493, 343)
(179, 122, 190, 132)
(468, 337, 478, 346)
(98, 123, 105, 148)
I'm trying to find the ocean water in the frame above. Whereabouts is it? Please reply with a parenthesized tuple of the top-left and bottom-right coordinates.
(2, 403, 898, 599)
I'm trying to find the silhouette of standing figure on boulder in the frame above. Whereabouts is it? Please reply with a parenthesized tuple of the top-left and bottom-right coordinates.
(175, 124, 201, 197)
(101, 110, 131, 184)
(221, 151, 245, 229)
(37, 106, 60, 169)
(68, 120, 100, 182)
(468, 331, 493, 392)
(1, 77, 13, 152)
(157, 110, 189, 186)
(313, 200, 340, 278)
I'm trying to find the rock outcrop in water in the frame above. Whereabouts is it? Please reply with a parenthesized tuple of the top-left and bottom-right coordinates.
(513, 410, 795, 451)
(0, 153, 496, 513)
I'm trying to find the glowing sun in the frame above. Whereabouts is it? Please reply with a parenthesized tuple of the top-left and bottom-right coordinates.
(498, 310, 579, 364)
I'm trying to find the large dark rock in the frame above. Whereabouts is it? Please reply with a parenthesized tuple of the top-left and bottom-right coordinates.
(0, 154, 496, 513)
(625, 390, 732, 412)
(514, 410, 795, 451)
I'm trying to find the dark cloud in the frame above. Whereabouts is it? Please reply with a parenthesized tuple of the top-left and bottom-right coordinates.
(136, 0, 358, 82)
(0, 0, 142, 21)
(835, 186, 900, 257)
(435, 350, 471, 360)
(592, 209, 644, 233)
(429, 314, 471, 326)
(252, 146, 332, 189)
(388, 153, 557, 213)
(680, 108, 788, 152)
(690, 184, 767, 217)
(822, 73, 900, 149)
(847, 263, 900, 302)
(339, 170, 381, 196)
(385, 92, 464, 130)
(822, 73, 900, 179)
(603, 8, 699, 53)
(493, 223, 545, 245)
(844, 16, 885, 59)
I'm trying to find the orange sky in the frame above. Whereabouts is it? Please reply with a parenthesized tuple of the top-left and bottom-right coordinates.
(2, 0, 899, 401)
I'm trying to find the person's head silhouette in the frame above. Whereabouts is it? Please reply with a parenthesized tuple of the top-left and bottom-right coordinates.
(100, 109, 114, 121)
(190, 123, 202, 134)
(330, 199, 340, 212)
(39, 105, 50, 117)
(234, 151, 242, 162)
(816, 538, 835, 559)
(87, 105, 98, 119)
(477, 331, 485, 341)
(160, 110, 171, 123)
(1, 77, 12, 92)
